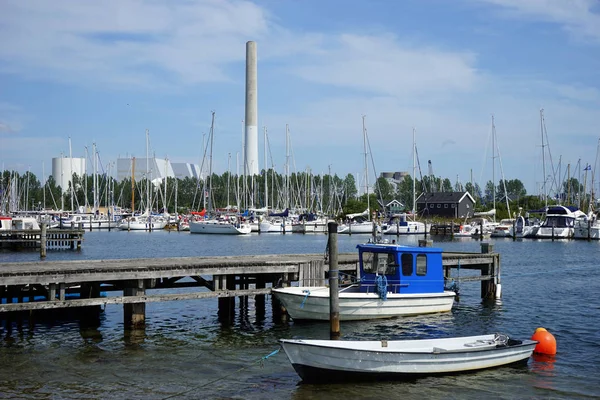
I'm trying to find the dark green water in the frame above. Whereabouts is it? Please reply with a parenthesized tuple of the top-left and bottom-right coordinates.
(1, 232, 599, 399)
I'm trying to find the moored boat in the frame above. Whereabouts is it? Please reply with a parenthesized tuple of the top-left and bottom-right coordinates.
(280, 333, 537, 382)
(271, 242, 455, 321)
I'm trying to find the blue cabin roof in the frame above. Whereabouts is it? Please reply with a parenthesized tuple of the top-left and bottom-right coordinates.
(356, 243, 445, 294)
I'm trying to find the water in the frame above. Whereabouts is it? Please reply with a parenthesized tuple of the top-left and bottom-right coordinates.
(1, 232, 599, 399)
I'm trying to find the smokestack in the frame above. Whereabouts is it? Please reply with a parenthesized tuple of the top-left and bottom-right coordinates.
(244, 41, 259, 176)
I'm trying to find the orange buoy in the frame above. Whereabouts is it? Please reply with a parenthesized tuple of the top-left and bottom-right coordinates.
(531, 327, 557, 355)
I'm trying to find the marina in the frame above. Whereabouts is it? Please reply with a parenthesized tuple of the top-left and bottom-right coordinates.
(0, 230, 599, 399)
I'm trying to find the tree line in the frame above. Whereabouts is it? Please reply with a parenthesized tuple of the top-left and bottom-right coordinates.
(0, 169, 591, 220)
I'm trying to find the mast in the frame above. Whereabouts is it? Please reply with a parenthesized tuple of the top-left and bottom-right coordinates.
(412, 127, 416, 215)
(208, 111, 215, 213)
(362, 115, 370, 220)
(131, 157, 135, 213)
(164, 157, 168, 214)
(93, 142, 98, 214)
(264, 126, 268, 211)
(285, 124, 290, 210)
(491, 115, 496, 219)
(84, 146, 89, 211)
(227, 153, 231, 209)
(540, 109, 547, 208)
(146, 129, 150, 213)
(69, 137, 74, 212)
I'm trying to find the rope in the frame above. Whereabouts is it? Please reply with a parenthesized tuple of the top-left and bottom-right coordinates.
(161, 348, 280, 399)
(375, 275, 388, 300)
(300, 289, 310, 308)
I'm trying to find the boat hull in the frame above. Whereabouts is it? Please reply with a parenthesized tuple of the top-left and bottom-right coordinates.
(272, 286, 455, 321)
(189, 221, 251, 234)
(280, 334, 536, 382)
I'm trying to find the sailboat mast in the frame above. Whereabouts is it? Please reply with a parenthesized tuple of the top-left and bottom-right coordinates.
(264, 126, 268, 211)
(69, 136, 74, 212)
(131, 157, 135, 213)
(208, 111, 215, 213)
(540, 109, 547, 208)
(362, 115, 370, 220)
(492, 115, 496, 220)
(412, 127, 416, 215)
(146, 129, 150, 213)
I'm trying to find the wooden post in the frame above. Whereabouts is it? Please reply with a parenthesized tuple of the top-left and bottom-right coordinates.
(418, 239, 433, 247)
(552, 224, 555, 241)
(424, 220, 428, 239)
(588, 219, 591, 241)
(512, 219, 516, 241)
(58, 283, 66, 301)
(328, 222, 340, 340)
(89, 216, 93, 232)
(396, 219, 399, 237)
(40, 223, 47, 258)
(479, 221, 484, 240)
(124, 279, 146, 329)
(451, 221, 454, 238)
(480, 243, 495, 299)
(48, 283, 56, 300)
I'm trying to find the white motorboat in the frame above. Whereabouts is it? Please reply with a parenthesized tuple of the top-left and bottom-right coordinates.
(292, 214, 329, 233)
(490, 219, 515, 238)
(280, 333, 537, 382)
(271, 243, 455, 321)
(118, 214, 167, 231)
(536, 205, 584, 239)
(259, 217, 293, 233)
(189, 218, 251, 235)
(382, 214, 428, 235)
(573, 211, 600, 240)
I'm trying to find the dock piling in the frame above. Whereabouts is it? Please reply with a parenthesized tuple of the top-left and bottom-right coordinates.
(328, 222, 340, 340)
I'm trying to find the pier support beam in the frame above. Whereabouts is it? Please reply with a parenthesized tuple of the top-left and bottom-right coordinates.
(124, 280, 145, 329)
(480, 243, 500, 299)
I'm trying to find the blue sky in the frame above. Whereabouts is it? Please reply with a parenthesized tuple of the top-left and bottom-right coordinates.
(1, 0, 599, 195)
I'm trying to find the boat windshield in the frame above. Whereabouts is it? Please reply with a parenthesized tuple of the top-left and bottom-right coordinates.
(362, 252, 397, 275)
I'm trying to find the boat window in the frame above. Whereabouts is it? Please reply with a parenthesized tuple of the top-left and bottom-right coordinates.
(362, 252, 397, 275)
(416, 254, 427, 276)
(401, 253, 413, 276)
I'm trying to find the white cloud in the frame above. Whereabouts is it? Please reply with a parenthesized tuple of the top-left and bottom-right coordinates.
(292, 34, 479, 98)
(477, 0, 600, 43)
(0, 0, 272, 86)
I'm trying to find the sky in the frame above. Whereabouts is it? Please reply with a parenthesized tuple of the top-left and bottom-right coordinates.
(1, 0, 599, 196)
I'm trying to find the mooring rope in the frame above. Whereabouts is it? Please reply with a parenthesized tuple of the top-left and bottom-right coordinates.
(161, 348, 281, 399)
(300, 289, 311, 308)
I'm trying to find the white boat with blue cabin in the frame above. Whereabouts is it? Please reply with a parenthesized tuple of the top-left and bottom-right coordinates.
(271, 243, 456, 321)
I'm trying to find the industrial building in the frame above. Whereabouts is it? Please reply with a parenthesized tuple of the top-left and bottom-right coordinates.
(52, 157, 86, 192)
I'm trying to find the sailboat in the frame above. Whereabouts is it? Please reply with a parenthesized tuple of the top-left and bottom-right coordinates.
(118, 129, 168, 231)
(338, 116, 379, 235)
(189, 112, 251, 235)
(259, 124, 294, 233)
(382, 128, 428, 235)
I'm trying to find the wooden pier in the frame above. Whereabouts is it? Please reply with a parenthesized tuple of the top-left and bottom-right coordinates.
(0, 224, 84, 254)
(0, 242, 500, 329)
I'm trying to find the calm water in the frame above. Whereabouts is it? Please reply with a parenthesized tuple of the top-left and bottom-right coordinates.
(1, 231, 599, 399)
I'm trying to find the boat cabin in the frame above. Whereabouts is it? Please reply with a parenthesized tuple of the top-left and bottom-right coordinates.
(357, 243, 444, 294)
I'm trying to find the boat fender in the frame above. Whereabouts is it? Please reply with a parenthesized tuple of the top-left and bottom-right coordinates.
(531, 327, 557, 355)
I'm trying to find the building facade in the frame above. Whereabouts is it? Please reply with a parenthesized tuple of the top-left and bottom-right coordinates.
(416, 192, 475, 218)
